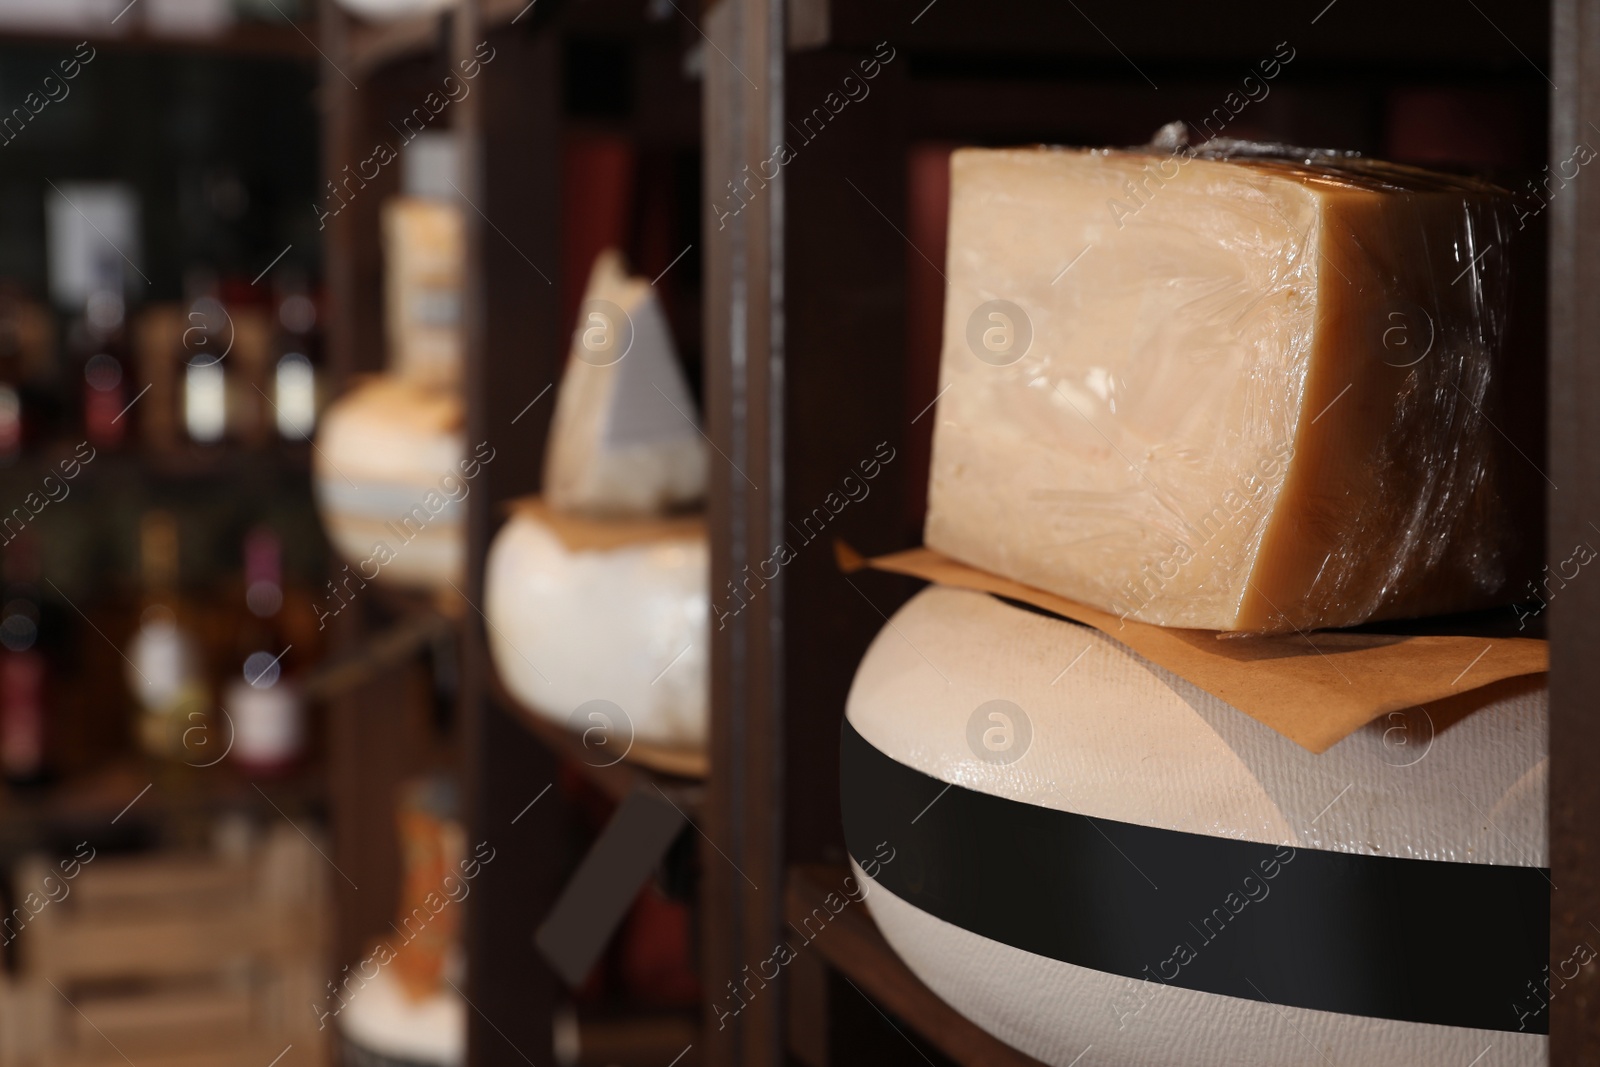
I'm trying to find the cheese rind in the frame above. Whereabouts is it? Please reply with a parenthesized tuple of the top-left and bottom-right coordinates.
(925, 147, 1515, 633)
(845, 584, 1546, 1066)
(543, 250, 707, 517)
(314, 376, 465, 589)
(484, 508, 708, 750)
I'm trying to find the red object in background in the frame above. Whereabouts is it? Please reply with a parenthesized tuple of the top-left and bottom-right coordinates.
(1385, 89, 1529, 170)
(81, 293, 131, 451)
(0, 533, 49, 785)
(562, 133, 638, 340)
(0, 646, 46, 783)
(904, 142, 957, 535)
(226, 526, 305, 778)
(617, 882, 700, 1009)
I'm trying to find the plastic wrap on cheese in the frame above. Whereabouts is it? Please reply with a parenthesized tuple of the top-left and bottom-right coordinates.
(925, 141, 1520, 634)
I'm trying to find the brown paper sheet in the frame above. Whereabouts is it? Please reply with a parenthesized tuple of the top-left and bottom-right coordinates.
(849, 545, 1548, 754)
(506, 497, 704, 552)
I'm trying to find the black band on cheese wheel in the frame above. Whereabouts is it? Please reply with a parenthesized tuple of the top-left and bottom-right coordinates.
(842, 717, 1550, 1034)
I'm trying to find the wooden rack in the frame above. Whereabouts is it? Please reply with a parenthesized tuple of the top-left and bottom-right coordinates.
(316, 0, 1600, 1063)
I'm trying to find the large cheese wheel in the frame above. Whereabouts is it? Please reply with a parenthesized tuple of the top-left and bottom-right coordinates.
(843, 586, 1547, 1067)
(484, 509, 708, 753)
(313, 377, 466, 591)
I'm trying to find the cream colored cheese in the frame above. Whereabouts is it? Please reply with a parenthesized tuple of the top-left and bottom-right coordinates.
(926, 147, 1515, 632)
(542, 250, 706, 517)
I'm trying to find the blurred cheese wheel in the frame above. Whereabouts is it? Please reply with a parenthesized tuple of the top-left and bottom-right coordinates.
(333, 0, 456, 20)
(484, 508, 708, 755)
(843, 586, 1548, 1067)
(338, 965, 463, 1067)
(313, 377, 465, 591)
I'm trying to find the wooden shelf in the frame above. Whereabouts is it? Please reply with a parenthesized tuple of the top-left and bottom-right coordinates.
(0, 755, 326, 861)
(796, 0, 1546, 68)
(342, 0, 540, 79)
(302, 602, 457, 702)
(0, 22, 320, 60)
(489, 670, 705, 810)
(563, 1008, 701, 1067)
(344, 7, 449, 78)
(786, 864, 1048, 1067)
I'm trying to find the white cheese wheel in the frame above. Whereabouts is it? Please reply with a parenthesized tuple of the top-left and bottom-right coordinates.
(333, 0, 456, 22)
(484, 509, 708, 752)
(313, 377, 466, 591)
(338, 965, 463, 1067)
(846, 586, 1547, 1067)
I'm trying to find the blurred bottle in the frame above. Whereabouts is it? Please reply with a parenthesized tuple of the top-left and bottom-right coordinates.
(179, 275, 230, 446)
(0, 533, 51, 785)
(270, 275, 320, 442)
(224, 525, 303, 776)
(0, 284, 43, 466)
(68, 286, 132, 450)
(128, 511, 209, 761)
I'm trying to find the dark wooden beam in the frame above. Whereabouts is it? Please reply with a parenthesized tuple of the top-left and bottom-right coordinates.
(1547, 0, 1600, 1059)
(457, 5, 569, 1066)
(702, 0, 786, 1062)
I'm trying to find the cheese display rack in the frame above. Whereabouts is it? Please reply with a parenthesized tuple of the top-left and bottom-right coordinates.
(315, 0, 1600, 1065)
(318, 0, 709, 1061)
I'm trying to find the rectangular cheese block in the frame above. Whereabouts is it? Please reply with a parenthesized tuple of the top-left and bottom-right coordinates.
(925, 146, 1521, 634)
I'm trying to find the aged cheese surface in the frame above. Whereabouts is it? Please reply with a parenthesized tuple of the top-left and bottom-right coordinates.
(543, 250, 706, 517)
(925, 147, 1517, 633)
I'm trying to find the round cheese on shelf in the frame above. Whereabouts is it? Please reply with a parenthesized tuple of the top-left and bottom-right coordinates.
(337, 964, 463, 1067)
(313, 376, 466, 591)
(333, 0, 456, 21)
(484, 507, 708, 756)
(842, 585, 1548, 1067)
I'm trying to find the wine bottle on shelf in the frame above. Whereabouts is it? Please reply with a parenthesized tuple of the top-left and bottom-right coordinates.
(0, 283, 56, 464)
(270, 275, 320, 443)
(70, 286, 132, 450)
(0, 291, 30, 467)
(0, 533, 51, 786)
(224, 525, 303, 777)
(179, 275, 230, 446)
(128, 511, 209, 761)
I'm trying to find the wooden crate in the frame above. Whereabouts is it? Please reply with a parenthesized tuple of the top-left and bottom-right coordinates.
(0, 826, 330, 1067)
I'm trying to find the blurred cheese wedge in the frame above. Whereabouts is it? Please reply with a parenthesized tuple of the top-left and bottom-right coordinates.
(543, 250, 707, 517)
(485, 505, 708, 753)
(926, 147, 1519, 633)
(314, 377, 466, 590)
